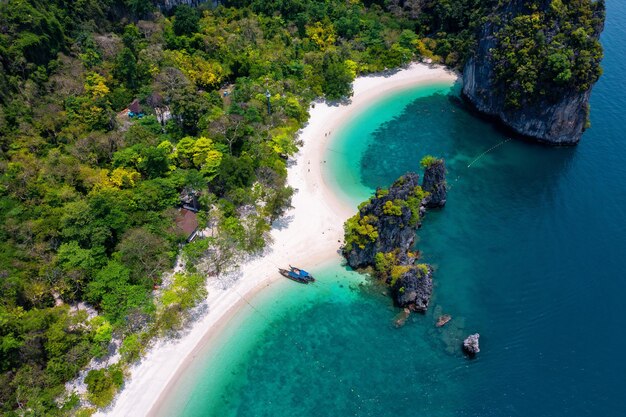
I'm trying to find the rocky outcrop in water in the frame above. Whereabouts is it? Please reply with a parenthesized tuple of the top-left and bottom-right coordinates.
(436, 314, 452, 328)
(462, 0, 605, 144)
(342, 163, 447, 312)
(421, 158, 447, 208)
(343, 173, 424, 270)
(463, 333, 480, 356)
(392, 264, 433, 312)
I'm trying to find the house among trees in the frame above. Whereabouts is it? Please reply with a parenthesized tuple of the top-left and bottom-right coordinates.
(176, 208, 199, 242)
(176, 188, 202, 242)
(180, 187, 201, 212)
(128, 99, 144, 118)
(117, 99, 145, 119)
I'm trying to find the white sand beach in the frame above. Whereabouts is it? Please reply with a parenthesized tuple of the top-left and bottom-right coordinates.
(99, 62, 457, 417)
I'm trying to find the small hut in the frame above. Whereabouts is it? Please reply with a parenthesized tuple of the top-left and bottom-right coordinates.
(128, 99, 144, 118)
(175, 208, 199, 242)
(180, 187, 201, 212)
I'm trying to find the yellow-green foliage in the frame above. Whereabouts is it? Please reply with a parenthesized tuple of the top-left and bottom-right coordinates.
(374, 251, 397, 278)
(375, 252, 429, 287)
(161, 272, 207, 310)
(376, 188, 389, 198)
(416, 264, 430, 276)
(163, 49, 227, 89)
(406, 186, 428, 227)
(344, 213, 379, 251)
(420, 155, 439, 169)
(306, 21, 336, 51)
(383, 200, 404, 216)
(269, 120, 299, 156)
(84, 365, 124, 408)
(119, 333, 146, 363)
(358, 198, 373, 210)
(390, 265, 411, 286)
(157, 272, 207, 334)
(75, 408, 96, 417)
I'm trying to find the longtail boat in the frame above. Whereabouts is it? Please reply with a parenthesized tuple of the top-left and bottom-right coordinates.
(279, 268, 309, 284)
(289, 265, 315, 282)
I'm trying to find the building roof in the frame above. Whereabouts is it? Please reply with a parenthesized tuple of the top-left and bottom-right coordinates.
(175, 208, 199, 239)
(129, 99, 142, 114)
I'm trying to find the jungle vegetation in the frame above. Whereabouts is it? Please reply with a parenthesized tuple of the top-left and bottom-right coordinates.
(0, 0, 604, 415)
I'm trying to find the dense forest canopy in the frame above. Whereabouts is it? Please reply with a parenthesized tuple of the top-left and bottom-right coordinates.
(0, 0, 604, 415)
(491, 0, 605, 107)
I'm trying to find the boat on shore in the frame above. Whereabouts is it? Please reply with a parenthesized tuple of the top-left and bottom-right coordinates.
(279, 266, 315, 284)
(289, 265, 315, 282)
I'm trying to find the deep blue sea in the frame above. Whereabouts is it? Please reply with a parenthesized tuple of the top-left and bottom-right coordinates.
(163, 2, 626, 416)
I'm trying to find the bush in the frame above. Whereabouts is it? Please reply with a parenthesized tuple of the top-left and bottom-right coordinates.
(420, 155, 439, 168)
(84, 365, 124, 408)
(344, 214, 379, 251)
(119, 333, 144, 363)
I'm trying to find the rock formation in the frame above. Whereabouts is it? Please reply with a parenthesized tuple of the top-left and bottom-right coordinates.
(156, 0, 214, 10)
(436, 314, 452, 328)
(463, 333, 480, 356)
(343, 172, 424, 269)
(392, 264, 433, 312)
(342, 162, 447, 312)
(462, 0, 605, 144)
(421, 158, 447, 208)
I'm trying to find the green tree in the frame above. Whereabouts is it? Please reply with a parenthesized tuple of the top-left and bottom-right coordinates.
(322, 53, 354, 100)
(116, 227, 171, 287)
(173, 5, 200, 36)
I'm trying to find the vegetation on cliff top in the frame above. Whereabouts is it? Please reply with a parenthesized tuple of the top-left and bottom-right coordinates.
(491, 0, 605, 107)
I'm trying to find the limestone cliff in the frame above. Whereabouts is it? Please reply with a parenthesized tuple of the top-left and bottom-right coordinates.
(342, 166, 446, 312)
(463, 0, 605, 144)
(421, 158, 447, 208)
(156, 0, 213, 10)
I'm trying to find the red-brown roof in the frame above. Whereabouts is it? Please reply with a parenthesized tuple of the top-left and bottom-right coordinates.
(175, 208, 199, 238)
(129, 99, 141, 113)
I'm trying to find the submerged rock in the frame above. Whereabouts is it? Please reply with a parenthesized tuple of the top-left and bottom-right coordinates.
(421, 158, 447, 208)
(393, 308, 411, 328)
(436, 314, 452, 328)
(463, 333, 480, 356)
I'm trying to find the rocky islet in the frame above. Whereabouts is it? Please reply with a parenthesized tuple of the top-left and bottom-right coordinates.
(342, 160, 447, 312)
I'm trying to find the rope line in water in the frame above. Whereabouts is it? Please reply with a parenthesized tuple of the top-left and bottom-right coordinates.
(467, 138, 512, 168)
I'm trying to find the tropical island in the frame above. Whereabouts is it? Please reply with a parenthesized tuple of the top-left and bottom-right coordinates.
(0, 0, 605, 416)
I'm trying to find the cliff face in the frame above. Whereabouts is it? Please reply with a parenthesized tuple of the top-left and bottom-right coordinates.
(463, 0, 605, 145)
(156, 0, 213, 10)
(392, 265, 433, 311)
(422, 159, 447, 208)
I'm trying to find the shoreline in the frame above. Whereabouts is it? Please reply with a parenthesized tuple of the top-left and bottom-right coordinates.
(99, 62, 457, 417)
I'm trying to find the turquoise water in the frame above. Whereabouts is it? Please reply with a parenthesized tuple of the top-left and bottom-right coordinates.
(167, 1, 626, 415)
